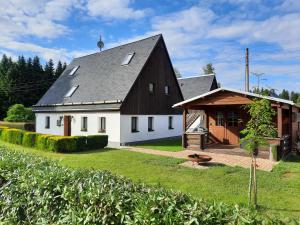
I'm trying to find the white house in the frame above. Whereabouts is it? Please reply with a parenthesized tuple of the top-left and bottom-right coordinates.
(32, 34, 184, 147)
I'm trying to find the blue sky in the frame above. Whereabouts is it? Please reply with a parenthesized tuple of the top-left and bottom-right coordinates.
(1, 0, 300, 92)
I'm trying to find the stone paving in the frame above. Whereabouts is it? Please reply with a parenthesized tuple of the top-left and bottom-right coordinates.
(127, 147, 278, 171)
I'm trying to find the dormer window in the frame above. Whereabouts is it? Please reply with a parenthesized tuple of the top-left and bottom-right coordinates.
(149, 83, 154, 94)
(165, 85, 169, 95)
(69, 66, 79, 76)
(122, 52, 135, 65)
(64, 85, 79, 98)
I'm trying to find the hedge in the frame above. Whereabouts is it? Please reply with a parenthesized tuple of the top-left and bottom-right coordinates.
(86, 134, 108, 149)
(0, 149, 294, 224)
(0, 128, 24, 145)
(0, 128, 108, 153)
(22, 132, 39, 148)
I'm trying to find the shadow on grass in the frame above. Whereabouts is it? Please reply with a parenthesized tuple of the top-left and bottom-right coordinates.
(68, 147, 121, 155)
(283, 154, 300, 163)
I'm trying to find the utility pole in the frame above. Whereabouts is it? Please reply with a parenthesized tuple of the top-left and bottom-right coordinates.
(245, 48, 249, 92)
(251, 72, 265, 90)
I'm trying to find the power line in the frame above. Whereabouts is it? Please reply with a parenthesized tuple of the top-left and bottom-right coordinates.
(251, 72, 266, 90)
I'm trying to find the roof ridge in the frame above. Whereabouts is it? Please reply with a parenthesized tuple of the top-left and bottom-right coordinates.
(178, 74, 215, 80)
(74, 34, 162, 60)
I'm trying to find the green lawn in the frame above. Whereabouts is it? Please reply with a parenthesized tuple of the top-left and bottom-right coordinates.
(135, 138, 183, 152)
(1, 140, 300, 220)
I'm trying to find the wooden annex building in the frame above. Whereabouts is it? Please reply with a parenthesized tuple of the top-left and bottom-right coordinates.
(174, 88, 300, 156)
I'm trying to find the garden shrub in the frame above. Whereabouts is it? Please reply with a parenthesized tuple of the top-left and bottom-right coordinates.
(35, 134, 54, 151)
(0, 126, 8, 136)
(4, 104, 34, 122)
(86, 135, 108, 149)
(0, 128, 107, 152)
(73, 136, 88, 151)
(0, 148, 294, 225)
(47, 136, 78, 152)
(22, 132, 38, 148)
(0, 128, 24, 145)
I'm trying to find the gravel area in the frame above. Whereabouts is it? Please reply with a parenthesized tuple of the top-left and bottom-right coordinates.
(127, 147, 277, 171)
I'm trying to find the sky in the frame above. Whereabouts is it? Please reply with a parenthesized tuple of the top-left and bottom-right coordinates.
(0, 0, 300, 92)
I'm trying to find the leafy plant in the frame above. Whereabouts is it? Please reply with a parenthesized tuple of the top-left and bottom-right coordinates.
(240, 99, 277, 208)
(4, 104, 34, 122)
(0, 148, 294, 224)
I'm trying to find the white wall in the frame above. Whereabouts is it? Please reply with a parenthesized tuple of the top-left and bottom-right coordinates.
(36, 113, 64, 136)
(120, 115, 182, 144)
(35, 112, 121, 146)
(36, 113, 182, 147)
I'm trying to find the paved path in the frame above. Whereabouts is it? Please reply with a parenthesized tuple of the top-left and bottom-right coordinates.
(127, 147, 277, 171)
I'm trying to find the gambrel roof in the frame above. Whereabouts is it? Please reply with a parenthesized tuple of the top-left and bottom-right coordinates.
(34, 34, 162, 111)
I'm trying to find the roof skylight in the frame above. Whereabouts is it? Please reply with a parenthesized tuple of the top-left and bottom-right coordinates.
(64, 85, 79, 98)
(121, 52, 135, 65)
(69, 66, 79, 76)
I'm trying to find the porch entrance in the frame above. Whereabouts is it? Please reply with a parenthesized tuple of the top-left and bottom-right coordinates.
(208, 109, 243, 145)
(64, 115, 71, 136)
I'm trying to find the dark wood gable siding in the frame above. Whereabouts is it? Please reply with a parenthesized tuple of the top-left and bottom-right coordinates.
(210, 77, 219, 90)
(120, 38, 183, 115)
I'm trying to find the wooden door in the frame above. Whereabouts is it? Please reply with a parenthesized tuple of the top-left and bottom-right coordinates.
(208, 112, 226, 143)
(64, 116, 71, 136)
(208, 110, 241, 145)
(226, 111, 240, 145)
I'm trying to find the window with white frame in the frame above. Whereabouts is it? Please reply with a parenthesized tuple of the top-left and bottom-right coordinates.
(81, 117, 88, 131)
(99, 117, 106, 133)
(168, 116, 173, 129)
(68, 66, 79, 76)
(148, 117, 154, 132)
(45, 116, 50, 129)
(131, 117, 138, 132)
(121, 52, 135, 65)
(64, 85, 79, 98)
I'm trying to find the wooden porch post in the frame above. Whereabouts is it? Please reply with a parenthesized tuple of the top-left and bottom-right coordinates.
(182, 107, 187, 148)
(277, 106, 283, 138)
(289, 105, 293, 148)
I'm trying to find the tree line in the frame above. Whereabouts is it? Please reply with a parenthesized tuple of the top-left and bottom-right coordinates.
(253, 87, 300, 105)
(0, 55, 66, 119)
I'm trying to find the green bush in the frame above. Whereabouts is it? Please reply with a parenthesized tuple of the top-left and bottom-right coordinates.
(0, 149, 293, 224)
(47, 136, 78, 152)
(4, 104, 35, 122)
(0, 126, 8, 136)
(0, 127, 107, 152)
(35, 134, 54, 151)
(22, 132, 38, 148)
(0, 128, 24, 145)
(74, 136, 88, 151)
(86, 135, 108, 149)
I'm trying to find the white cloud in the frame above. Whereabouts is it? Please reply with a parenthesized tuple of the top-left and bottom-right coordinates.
(0, 0, 80, 62)
(86, 0, 146, 19)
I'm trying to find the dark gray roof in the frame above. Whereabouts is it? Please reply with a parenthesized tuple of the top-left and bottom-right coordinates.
(35, 34, 162, 108)
(178, 74, 217, 100)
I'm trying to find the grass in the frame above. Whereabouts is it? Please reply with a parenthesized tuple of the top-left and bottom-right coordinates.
(135, 138, 183, 152)
(0, 140, 300, 220)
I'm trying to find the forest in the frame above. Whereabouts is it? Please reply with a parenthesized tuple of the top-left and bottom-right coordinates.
(0, 54, 299, 120)
(0, 55, 66, 119)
